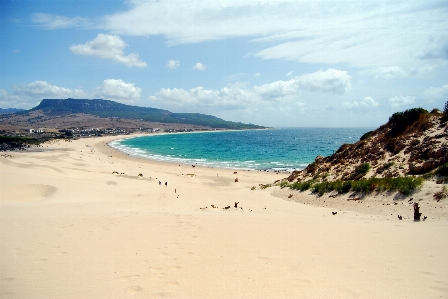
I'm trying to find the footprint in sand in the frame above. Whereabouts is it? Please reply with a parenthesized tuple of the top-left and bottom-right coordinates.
(119, 275, 140, 282)
(127, 285, 142, 294)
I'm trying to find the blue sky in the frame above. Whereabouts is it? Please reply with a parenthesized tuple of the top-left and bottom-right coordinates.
(1, 0, 447, 127)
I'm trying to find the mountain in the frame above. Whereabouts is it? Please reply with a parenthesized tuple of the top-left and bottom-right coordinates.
(28, 99, 265, 129)
(285, 108, 448, 184)
(0, 108, 24, 115)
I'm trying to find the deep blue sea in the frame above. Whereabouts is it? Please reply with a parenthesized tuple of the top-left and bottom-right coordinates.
(110, 128, 372, 172)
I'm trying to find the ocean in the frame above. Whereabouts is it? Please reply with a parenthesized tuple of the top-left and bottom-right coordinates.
(109, 128, 371, 172)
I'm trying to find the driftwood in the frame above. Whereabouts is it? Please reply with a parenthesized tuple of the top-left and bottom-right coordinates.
(347, 197, 361, 201)
(235, 178, 239, 182)
(413, 202, 422, 221)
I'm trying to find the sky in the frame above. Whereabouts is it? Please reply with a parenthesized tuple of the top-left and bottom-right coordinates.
(1, 0, 447, 128)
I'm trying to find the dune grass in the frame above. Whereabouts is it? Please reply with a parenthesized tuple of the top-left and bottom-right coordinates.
(281, 176, 424, 196)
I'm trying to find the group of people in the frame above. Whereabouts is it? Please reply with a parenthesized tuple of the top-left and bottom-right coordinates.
(159, 181, 168, 187)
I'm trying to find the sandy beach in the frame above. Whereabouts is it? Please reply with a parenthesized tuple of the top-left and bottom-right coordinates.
(1, 135, 448, 299)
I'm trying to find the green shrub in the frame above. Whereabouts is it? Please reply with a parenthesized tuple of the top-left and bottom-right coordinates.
(339, 180, 353, 193)
(354, 163, 371, 177)
(437, 162, 448, 176)
(290, 180, 314, 191)
(351, 180, 372, 193)
(283, 176, 423, 196)
(383, 162, 395, 169)
(388, 108, 428, 136)
(280, 181, 290, 189)
(360, 131, 373, 141)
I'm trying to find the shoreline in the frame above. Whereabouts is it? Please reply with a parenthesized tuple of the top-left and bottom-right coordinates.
(105, 130, 304, 173)
(1, 135, 448, 298)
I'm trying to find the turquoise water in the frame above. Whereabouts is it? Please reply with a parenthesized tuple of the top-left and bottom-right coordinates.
(110, 128, 371, 171)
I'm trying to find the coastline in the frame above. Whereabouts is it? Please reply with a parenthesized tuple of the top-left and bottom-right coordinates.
(106, 129, 286, 173)
(1, 135, 448, 298)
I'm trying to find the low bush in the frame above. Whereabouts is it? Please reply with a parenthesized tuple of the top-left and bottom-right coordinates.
(388, 108, 428, 136)
(360, 131, 373, 141)
(288, 180, 314, 191)
(354, 163, 371, 177)
(436, 162, 448, 177)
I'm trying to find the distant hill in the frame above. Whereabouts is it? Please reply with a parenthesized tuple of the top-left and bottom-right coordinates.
(28, 99, 265, 129)
(0, 108, 24, 115)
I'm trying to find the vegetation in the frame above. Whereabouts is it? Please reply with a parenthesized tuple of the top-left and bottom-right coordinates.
(0, 135, 50, 151)
(436, 162, 448, 177)
(388, 108, 428, 137)
(281, 176, 423, 196)
(359, 131, 373, 141)
(434, 186, 448, 201)
(354, 163, 371, 177)
(0, 135, 45, 145)
(383, 162, 395, 169)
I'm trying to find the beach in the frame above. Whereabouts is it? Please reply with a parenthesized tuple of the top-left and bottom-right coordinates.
(1, 135, 448, 298)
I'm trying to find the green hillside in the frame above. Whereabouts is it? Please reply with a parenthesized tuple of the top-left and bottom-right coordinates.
(29, 99, 265, 129)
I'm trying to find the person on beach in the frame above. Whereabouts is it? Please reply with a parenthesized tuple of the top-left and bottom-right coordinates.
(165, 182, 168, 187)
(159, 181, 161, 185)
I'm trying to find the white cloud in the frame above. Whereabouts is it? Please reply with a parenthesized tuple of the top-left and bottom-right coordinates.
(374, 66, 409, 80)
(286, 71, 293, 77)
(254, 73, 260, 77)
(33, 2, 446, 74)
(94, 79, 141, 104)
(389, 95, 416, 107)
(254, 68, 351, 100)
(424, 84, 448, 99)
(13, 81, 87, 98)
(344, 96, 379, 108)
(0, 89, 32, 109)
(193, 62, 206, 71)
(417, 34, 448, 61)
(166, 59, 180, 69)
(149, 83, 252, 111)
(149, 68, 351, 111)
(295, 69, 351, 94)
(70, 34, 147, 68)
(254, 79, 299, 100)
(32, 13, 91, 29)
(2, 81, 87, 109)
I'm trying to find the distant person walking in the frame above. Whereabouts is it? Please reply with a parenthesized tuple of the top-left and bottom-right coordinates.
(165, 182, 168, 187)
(159, 181, 161, 185)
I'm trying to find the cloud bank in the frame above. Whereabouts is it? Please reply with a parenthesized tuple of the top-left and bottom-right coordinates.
(149, 68, 351, 111)
(13, 81, 87, 98)
(35, 2, 448, 74)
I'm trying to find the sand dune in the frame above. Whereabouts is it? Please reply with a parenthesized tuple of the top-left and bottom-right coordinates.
(1, 135, 447, 298)
(1, 184, 57, 202)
